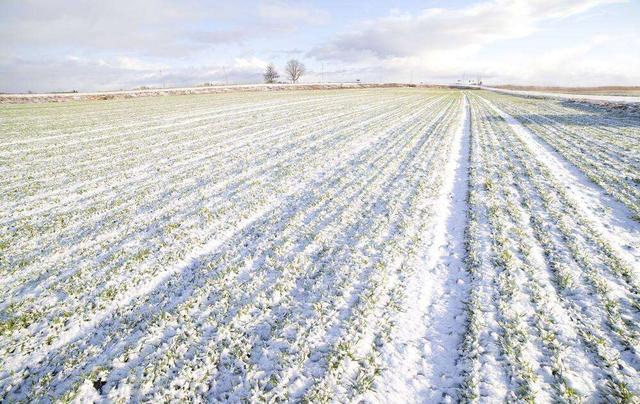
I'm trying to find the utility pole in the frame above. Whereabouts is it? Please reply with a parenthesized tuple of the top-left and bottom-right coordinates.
(321, 63, 324, 83)
(222, 66, 229, 85)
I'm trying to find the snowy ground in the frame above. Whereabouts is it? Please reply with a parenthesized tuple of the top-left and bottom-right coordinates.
(484, 86, 640, 104)
(1, 88, 639, 402)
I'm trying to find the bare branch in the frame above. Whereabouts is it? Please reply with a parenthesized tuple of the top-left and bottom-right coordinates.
(285, 59, 305, 84)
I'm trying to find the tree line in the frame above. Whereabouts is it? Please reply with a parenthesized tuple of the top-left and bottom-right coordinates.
(264, 59, 305, 84)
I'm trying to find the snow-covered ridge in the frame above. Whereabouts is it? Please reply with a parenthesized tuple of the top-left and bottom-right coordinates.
(0, 83, 418, 104)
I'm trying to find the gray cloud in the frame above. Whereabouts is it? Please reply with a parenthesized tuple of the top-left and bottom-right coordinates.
(0, 0, 328, 56)
(0, 0, 329, 92)
(0, 0, 205, 56)
(0, 56, 264, 93)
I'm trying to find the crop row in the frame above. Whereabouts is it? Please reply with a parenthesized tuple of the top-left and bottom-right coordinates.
(0, 89, 463, 401)
(458, 93, 639, 402)
(479, 91, 640, 220)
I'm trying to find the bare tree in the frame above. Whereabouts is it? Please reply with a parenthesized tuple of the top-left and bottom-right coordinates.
(263, 63, 279, 84)
(285, 59, 305, 83)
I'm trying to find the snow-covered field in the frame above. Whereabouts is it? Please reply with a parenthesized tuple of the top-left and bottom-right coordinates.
(1, 88, 639, 402)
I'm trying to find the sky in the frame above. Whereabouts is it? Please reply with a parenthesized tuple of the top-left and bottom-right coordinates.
(0, 0, 638, 92)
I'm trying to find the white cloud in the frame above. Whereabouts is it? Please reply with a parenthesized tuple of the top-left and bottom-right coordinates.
(307, 0, 637, 86)
(490, 35, 640, 86)
(0, 0, 636, 90)
(310, 0, 622, 61)
(348, 32, 638, 86)
(233, 57, 268, 71)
